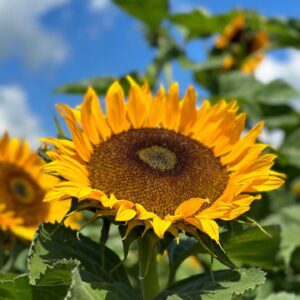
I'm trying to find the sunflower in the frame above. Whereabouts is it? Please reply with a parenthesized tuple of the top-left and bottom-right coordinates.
(216, 13, 268, 74)
(215, 13, 246, 49)
(0, 133, 80, 240)
(42, 79, 285, 243)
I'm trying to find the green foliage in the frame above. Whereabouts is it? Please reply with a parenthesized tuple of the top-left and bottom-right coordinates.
(0, 275, 68, 300)
(167, 224, 281, 284)
(202, 71, 300, 106)
(279, 128, 300, 168)
(264, 206, 300, 264)
(169, 9, 237, 39)
(156, 268, 265, 299)
(112, 0, 168, 30)
(27, 223, 134, 299)
(222, 225, 282, 269)
(265, 293, 300, 300)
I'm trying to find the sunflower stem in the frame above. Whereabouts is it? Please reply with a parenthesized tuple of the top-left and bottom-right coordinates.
(137, 233, 160, 300)
(99, 218, 111, 267)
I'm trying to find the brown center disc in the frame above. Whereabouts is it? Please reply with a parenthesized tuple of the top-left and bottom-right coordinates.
(0, 162, 47, 226)
(88, 128, 229, 217)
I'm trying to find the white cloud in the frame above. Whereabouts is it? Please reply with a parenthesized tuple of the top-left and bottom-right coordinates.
(89, 0, 110, 11)
(0, 0, 69, 69)
(255, 49, 300, 89)
(0, 85, 44, 148)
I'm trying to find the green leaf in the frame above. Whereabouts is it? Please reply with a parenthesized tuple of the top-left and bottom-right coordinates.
(214, 71, 262, 100)
(264, 205, 300, 264)
(167, 296, 182, 300)
(265, 114, 300, 130)
(266, 18, 300, 49)
(27, 223, 133, 297)
(211, 71, 300, 106)
(156, 268, 265, 299)
(65, 268, 108, 300)
(265, 293, 300, 300)
(112, 0, 168, 30)
(166, 232, 235, 286)
(54, 72, 142, 95)
(169, 9, 236, 39)
(279, 128, 300, 168)
(168, 238, 199, 283)
(0, 275, 68, 300)
(255, 79, 300, 105)
(179, 55, 226, 71)
(222, 225, 282, 269)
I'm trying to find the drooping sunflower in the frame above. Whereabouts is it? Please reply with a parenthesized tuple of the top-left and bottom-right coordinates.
(215, 13, 268, 74)
(0, 133, 80, 240)
(42, 79, 285, 243)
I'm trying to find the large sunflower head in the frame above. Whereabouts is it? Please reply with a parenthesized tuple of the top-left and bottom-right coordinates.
(0, 133, 80, 241)
(43, 79, 285, 243)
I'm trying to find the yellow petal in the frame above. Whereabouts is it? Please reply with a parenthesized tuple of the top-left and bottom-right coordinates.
(105, 81, 130, 134)
(145, 86, 165, 127)
(127, 78, 148, 128)
(115, 205, 136, 221)
(150, 217, 171, 239)
(56, 104, 93, 162)
(135, 203, 156, 220)
(162, 82, 180, 130)
(175, 198, 209, 218)
(186, 217, 220, 243)
(179, 85, 197, 134)
(81, 88, 102, 144)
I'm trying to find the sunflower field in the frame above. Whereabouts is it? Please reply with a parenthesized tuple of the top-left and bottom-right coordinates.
(2, 1, 300, 300)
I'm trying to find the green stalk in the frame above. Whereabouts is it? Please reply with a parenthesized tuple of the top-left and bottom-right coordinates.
(138, 234, 160, 300)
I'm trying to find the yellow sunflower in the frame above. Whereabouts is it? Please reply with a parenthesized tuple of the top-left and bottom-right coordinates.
(215, 13, 246, 49)
(216, 13, 268, 74)
(42, 79, 285, 243)
(0, 133, 80, 241)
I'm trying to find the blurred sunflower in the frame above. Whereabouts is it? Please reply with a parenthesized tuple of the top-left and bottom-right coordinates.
(215, 13, 268, 74)
(0, 133, 80, 240)
(42, 79, 285, 243)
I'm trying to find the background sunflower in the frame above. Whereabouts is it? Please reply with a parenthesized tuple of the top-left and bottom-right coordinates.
(0, 133, 80, 241)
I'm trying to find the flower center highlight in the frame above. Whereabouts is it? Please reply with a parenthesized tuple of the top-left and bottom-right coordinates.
(137, 145, 177, 171)
(88, 128, 229, 217)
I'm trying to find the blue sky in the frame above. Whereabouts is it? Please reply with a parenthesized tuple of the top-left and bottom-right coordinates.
(0, 0, 299, 146)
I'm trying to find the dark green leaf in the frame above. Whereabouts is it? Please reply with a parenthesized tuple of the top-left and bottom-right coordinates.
(156, 268, 265, 299)
(112, 0, 168, 30)
(167, 238, 199, 284)
(0, 275, 68, 300)
(266, 18, 300, 49)
(222, 225, 282, 269)
(28, 223, 132, 296)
